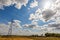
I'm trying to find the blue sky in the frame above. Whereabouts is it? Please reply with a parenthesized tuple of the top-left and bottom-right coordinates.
(0, 0, 44, 25)
(0, 0, 53, 26)
(0, 0, 60, 35)
(0, 0, 30, 22)
(0, 0, 30, 24)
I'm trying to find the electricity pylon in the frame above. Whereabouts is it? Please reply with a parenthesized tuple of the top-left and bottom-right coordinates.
(8, 19, 14, 35)
(8, 14, 21, 35)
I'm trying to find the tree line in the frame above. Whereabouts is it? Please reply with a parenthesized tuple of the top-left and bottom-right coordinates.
(0, 33, 60, 37)
(45, 33, 60, 37)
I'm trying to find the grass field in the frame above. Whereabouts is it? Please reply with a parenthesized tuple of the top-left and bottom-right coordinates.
(0, 36, 60, 40)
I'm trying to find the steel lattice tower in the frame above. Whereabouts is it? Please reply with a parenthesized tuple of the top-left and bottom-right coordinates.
(8, 19, 14, 35)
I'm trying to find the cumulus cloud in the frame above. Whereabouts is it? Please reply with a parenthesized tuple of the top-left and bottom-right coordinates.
(30, 0, 38, 8)
(23, 24, 38, 28)
(28, 0, 60, 34)
(29, 0, 60, 33)
(0, 20, 59, 35)
(0, 0, 29, 9)
(24, 0, 60, 34)
(42, 9, 56, 21)
(0, 24, 9, 35)
(47, 22, 60, 30)
(8, 20, 22, 28)
(0, 20, 22, 35)
(0, 20, 45, 35)
(23, 24, 45, 35)
(0, 0, 60, 35)
(43, 0, 60, 21)
(0, 23, 23, 35)
(42, 22, 60, 33)
(29, 8, 41, 21)
(29, 0, 60, 22)
(48, 23, 60, 27)
(0, 21, 44, 35)
(23, 23, 57, 35)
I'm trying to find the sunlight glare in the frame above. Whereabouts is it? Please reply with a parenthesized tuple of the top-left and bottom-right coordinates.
(44, 1, 51, 9)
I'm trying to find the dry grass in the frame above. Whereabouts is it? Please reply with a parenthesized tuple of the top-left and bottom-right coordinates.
(0, 36, 60, 40)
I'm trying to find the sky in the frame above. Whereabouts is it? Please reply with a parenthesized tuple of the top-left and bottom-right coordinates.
(0, 0, 60, 35)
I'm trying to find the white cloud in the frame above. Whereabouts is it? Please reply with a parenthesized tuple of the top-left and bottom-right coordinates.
(42, 9, 56, 21)
(23, 22, 58, 35)
(0, 0, 29, 9)
(0, 23, 23, 35)
(0, 20, 22, 35)
(47, 22, 60, 29)
(23, 24, 37, 28)
(0, 20, 44, 35)
(29, 8, 41, 21)
(25, 0, 60, 35)
(0, 0, 60, 35)
(30, 0, 38, 8)
(29, 13, 36, 20)
(28, 0, 60, 34)
(43, 22, 60, 33)
(29, 0, 60, 22)
(0, 20, 59, 35)
(15, 3, 21, 9)
(0, 24, 9, 35)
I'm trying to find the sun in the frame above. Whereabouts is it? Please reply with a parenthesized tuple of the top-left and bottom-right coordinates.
(44, 1, 51, 9)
